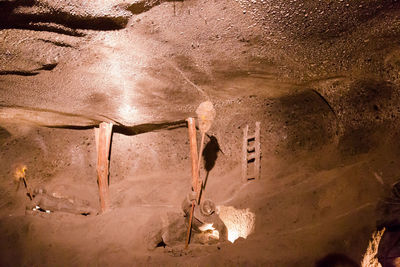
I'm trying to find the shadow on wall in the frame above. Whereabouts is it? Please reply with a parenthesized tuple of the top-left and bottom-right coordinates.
(315, 253, 359, 267)
(271, 89, 338, 152)
(0, 126, 11, 146)
(336, 79, 400, 156)
(202, 135, 222, 190)
(203, 135, 222, 172)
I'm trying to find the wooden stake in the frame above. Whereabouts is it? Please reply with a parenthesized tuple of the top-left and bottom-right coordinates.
(187, 118, 199, 194)
(95, 122, 113, 213)
(22, 177, 33, 201)
(185, 117, 199, 249)
(197, 132, 205, 173)
(197, 132, 206, 202)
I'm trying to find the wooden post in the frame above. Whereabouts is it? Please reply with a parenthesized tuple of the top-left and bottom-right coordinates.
(185, 117, 199, 248)
(95, 122, 113, 213)
(187, 118, 199, 194)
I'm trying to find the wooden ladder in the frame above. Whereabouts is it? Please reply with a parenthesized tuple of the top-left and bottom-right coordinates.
(241, 122, 261, 182)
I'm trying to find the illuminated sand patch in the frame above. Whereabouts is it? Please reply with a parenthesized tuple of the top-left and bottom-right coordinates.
(199, 223, 220, 239)
(218, 205, 256, 243)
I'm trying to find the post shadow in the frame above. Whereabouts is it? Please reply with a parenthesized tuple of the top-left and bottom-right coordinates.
(201, 135, 223, 191)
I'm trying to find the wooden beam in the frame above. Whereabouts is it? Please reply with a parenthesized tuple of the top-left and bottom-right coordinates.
(187, 117, 199, 194)
(185, 117, 199, 248)
(95, 122, 113, 213)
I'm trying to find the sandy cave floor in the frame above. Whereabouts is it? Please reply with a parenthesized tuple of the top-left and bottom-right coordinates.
(1, 0, 400, 266)
(1, 97, 400, 266)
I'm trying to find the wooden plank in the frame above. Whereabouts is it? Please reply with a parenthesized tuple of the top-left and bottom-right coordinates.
(247, 145, 255, 152)
(241, 124, 249, 183)
(248, 153, 256, 161)
(254, 121, 261, 180)
(247, 135, 255, 140)
(185, 117, 199, 248)
(186, 118, 199, 194)
(96, 122, 113, 213)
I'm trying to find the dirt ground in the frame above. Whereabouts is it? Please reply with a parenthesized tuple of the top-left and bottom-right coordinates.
(1, 0, 400, 266)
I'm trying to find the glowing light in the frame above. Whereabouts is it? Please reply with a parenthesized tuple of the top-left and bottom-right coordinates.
(199, 223, 214, 232)
(96, 36, 142, 124)
(218, 206, 256, 243)
(118, 103, 138, 121)
(199, 223, 220, 239)
(14, 164, 27, 181)
(227, 230, 240, 243)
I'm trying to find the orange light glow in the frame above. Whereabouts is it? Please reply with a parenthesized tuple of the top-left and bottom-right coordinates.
(14, 164, 27, 181)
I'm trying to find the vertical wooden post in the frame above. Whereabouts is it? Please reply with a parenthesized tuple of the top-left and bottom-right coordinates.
(254, 121, 261, 180)
(241, 125, 249, 183)
(187, 118, 199, 194)
(95, 122, 113, 213)
(185, 117, 199, 248)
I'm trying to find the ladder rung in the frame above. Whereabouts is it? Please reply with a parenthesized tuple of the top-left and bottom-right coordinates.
(247, 153, 255, 160)
(247, 135, 255, 141)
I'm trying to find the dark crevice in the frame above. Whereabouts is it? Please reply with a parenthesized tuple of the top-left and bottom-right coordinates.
(156, 240, 166, 248)
(126, 0, 183, 15)
(48, 120, 188, 135)
(0, 126, 11, 140)
(0, 0, 36, 11)
(8, 13, 130, 31)
(48, 125, 99, 130)
(127, 1, 159, 15)
(0, 70, 39, 76)
(37, 38, 75, 48)
(0, 1, 130, 35)
(36, 63, 57, 71)
(311, 89, 337, 119)
(0, 63, 58, 77)
(21, 22, 86, 37)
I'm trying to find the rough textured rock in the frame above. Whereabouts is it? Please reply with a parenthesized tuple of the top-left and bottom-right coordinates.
(0, 0, 132, 32)
(0, 0, 400, 266)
